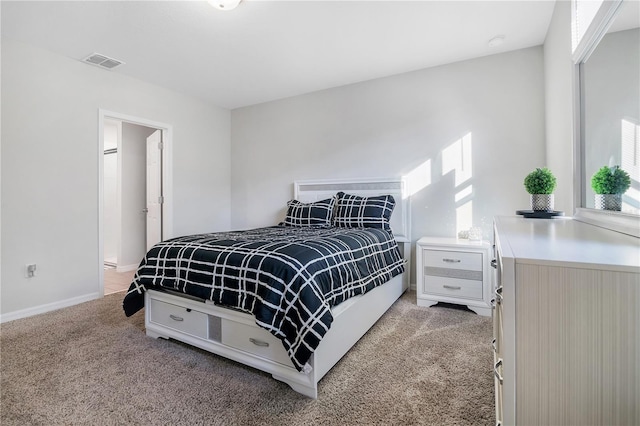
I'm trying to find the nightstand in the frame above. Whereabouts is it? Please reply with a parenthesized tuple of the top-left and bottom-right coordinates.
(415, 237, 492, 316)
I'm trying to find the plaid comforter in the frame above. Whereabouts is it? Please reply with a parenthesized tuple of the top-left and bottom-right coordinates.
(123, 225, 405, 372)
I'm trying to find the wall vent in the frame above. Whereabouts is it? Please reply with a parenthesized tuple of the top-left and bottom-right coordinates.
(82, 53, 124, 70)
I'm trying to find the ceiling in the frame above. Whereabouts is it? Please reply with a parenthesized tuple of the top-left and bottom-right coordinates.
(1, 1, 556, 110)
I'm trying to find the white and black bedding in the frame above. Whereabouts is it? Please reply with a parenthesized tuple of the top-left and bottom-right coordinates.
(123, 225, 405, 372)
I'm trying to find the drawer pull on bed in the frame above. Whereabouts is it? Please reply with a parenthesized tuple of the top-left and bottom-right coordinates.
(443, 285, 462, 290)
(169, 314, 184, 322)
(249, 338, 270, 347)
(442, 258, 461, 263)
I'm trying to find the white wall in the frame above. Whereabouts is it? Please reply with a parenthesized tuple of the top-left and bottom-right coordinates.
(1, 39, 231, 320)
(543, 0, 575, 215)
(231, 47, 546, 282)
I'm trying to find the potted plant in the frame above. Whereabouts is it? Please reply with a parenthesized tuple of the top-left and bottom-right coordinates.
(591, 165, 631, 211)
(524, 167, 557, 211)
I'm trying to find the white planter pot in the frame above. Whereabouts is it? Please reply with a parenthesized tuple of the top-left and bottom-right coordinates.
(530, 194, 554, 211)
(594, 194, 622, 211)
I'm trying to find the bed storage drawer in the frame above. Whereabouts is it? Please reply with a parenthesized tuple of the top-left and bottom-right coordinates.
(222, 320, 293, 367)
(148, 299, 208, 339)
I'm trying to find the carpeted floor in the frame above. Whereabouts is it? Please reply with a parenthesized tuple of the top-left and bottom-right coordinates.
(0, 291, 495, 425)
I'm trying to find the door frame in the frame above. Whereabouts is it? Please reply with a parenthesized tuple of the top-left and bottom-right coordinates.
(98, 109, 173, 296)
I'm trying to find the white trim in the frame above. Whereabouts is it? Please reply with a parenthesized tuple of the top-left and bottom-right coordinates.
(572, 0, 639, 238)
(98, 109, 174, 297)
(115, 264, 139, 273)
(572, 58, 583, 212)
(98, 112, 105, 296)
(0, 293, 101, 324)
(104, 118, 124, 272)
(573, 208, 640, 238)
(572, 0, 623, 64)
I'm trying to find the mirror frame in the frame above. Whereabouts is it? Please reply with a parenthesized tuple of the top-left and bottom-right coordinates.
(572, 0, 640, 238)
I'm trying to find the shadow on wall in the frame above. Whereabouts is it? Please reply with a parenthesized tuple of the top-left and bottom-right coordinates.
(404, 132, 476, 237)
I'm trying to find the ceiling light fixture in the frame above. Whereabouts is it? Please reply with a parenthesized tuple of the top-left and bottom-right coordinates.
(208, 0, 242, 11)
(488, 35, 505, 47)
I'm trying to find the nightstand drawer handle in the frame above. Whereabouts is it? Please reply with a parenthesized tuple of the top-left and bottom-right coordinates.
(443, 285, 462, 290)
(442, 258, 461, 263)
(494, 286, 503, 304)
(249, 338, 270, 347)
(169, 314, 184, 322)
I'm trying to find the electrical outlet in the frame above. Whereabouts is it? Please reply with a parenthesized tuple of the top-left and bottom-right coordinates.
(26, 264, 37, 278)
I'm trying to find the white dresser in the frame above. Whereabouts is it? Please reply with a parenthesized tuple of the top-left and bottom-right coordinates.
(415, 237, 492, 316)
(493, 216, 640, 426)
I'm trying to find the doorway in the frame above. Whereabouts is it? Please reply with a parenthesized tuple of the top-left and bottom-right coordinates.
(98, 110, 173, 296)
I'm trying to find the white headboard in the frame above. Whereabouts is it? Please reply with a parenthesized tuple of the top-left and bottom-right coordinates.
(294, 178, 410, 243)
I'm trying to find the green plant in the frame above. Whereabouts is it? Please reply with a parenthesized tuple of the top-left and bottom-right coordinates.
(591, 166, 631, 194)
(524, 167, 557, 194)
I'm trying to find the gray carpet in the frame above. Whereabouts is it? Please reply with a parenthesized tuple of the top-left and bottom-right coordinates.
(1, 291, 495, 425)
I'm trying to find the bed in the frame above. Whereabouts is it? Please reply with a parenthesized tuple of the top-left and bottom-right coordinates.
(123, 178, 411, 398)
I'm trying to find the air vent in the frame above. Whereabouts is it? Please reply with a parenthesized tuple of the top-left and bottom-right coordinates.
(82, 53, 124, 70)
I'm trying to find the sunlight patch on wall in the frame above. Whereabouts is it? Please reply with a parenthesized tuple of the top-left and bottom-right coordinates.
(442, 132, 473, 234)
(456, 200, 473, 235)
(456, 205, 474, 234)
(455, 185, 473, 203)
(442, 132, 472, 187)
(406, 159, 432, 197)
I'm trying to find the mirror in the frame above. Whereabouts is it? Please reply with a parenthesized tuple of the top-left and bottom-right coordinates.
(574, 0, 640, 236)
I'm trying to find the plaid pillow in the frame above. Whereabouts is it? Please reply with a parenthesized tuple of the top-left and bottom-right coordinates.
(333, 192, 395, 230)
(283, 197, 336, 227)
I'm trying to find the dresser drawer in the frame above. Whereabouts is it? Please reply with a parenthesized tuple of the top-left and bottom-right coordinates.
(222, 320, 293, 367)
(424, 250, 482, 271)
(423, 276, 483, 299)
(148, 298, 208, 339)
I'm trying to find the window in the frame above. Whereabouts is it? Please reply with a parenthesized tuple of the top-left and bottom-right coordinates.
(572, 0, 604, 51)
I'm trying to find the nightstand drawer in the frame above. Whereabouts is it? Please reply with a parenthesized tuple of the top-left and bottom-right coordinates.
(149, 298, 208, 339)
(423, 276, 483, 299)
(424, 250, 482, 271)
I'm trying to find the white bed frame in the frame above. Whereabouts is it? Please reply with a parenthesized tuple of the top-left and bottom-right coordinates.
(144, 178, 411, 398)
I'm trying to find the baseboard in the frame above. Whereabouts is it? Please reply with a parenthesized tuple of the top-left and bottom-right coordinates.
(116, 264, 138, 273)
(0, 292, 102, 324)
